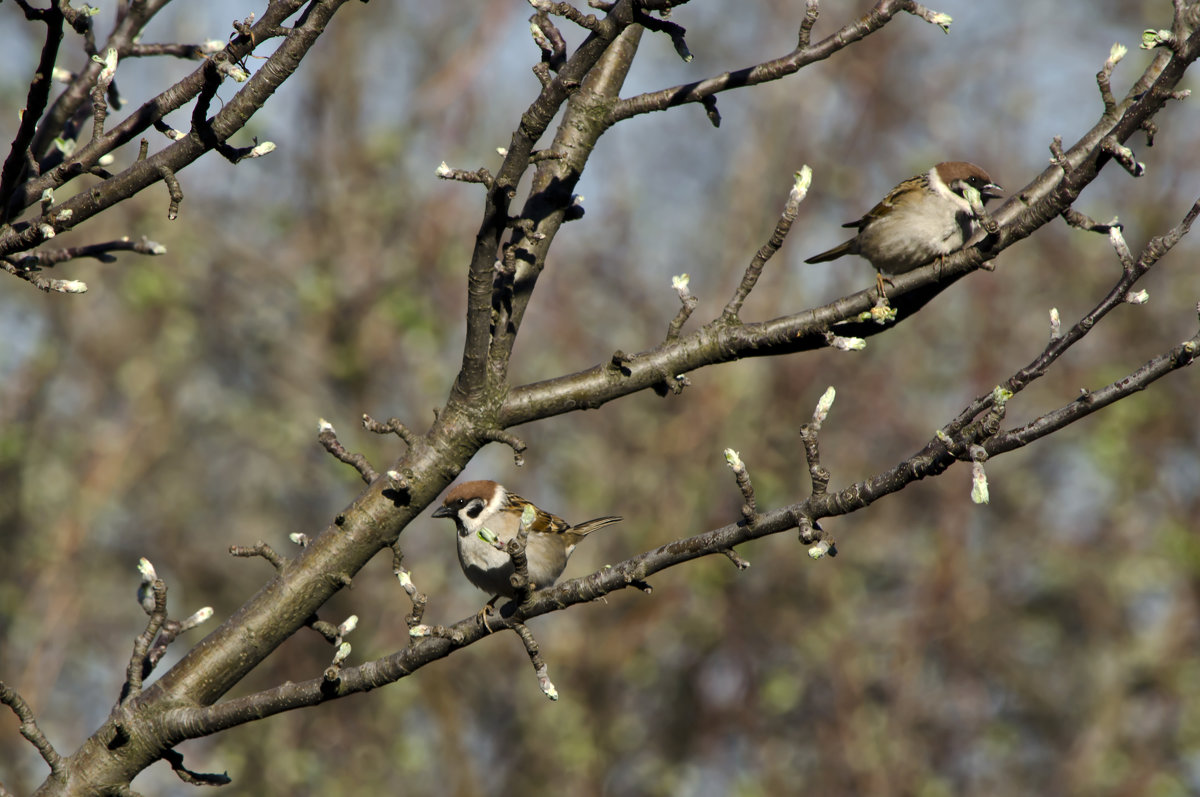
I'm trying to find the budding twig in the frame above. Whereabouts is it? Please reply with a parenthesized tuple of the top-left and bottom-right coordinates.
(723, 166, 811, 320)
(229, 541, 286, 570)
(123, 558, 168, 702)
(512, 621, 558, 700)
(317, 418, 378, 483)
(799, 387, 835, 498)
(436, 161, 493, 187)
(1096, 42, 1126, 115)
(665, 273, 697, 341)
(1101, 136, 1145, 177)
(797, 0, 820, 48)
(723, 448, 758, 525)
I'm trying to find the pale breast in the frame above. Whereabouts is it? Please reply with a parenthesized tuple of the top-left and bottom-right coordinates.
(857, 201, 973, 274)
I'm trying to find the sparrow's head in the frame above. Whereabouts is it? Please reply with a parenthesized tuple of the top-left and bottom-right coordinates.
(933, 161, 1004, 205)
(432, 480, 505, 534)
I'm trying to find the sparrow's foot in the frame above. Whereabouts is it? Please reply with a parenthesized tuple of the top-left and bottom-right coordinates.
(875, 272, 894, 302)
(477, 596, 501, 631)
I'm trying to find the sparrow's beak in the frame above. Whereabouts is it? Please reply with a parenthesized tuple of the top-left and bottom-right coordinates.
(981, 182, 1004, 201)
(432, 505, 454, 518)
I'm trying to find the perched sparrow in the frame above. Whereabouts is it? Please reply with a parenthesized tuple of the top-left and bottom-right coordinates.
(805, 161, 1003, 289)
(432, 480, 622, 601)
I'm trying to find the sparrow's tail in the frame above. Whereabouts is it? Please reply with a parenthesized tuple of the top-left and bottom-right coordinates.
(574, 516, 623, 536)
(804, 239, 856, 264)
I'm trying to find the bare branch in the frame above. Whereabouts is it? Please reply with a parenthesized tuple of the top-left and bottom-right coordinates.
(905, 2, 953, 32)
(0, 5, 65, 224)
(1101, 135, 1146, 176)
(723, 166, 811, 320)
(123, 558, 168, 702)
(1061, 207, 1118, 234)
(799, 387, 836, 498)
(0, 681, 63, 775)
(436, 161, 493, 187)
(0, 257, 88, 293)
(480, 428, 528, 466)
(529, 0, 603, 33)
(634, 6, 693, 62)
(362, 414, 416, 448)
(162, 748, 231, 787)
(798, 0, 820, 48)
(230, 542, 287, 571)
(2, 1, 350, 261)
(530, 11, 569, 73)
(723, 448, 758, 524)
(609, 0, 915, 124)
(511, 621, 559, 700)
(392, 545, 433, 636)
(665, 273, 698, 341)
(318, 418, 378, 484)
(1097, 42, 1127, 114)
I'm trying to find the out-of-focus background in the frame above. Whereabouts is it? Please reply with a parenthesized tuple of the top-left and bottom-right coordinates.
(2, 2, 1199, 794)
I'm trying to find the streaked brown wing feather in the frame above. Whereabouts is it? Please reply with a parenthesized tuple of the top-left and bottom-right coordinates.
(506, 492, 620, 539)
(505, 492, 571, 535)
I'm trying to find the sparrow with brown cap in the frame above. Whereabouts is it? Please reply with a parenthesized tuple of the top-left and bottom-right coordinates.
(432, 480, 621, 603)
(805, 161, 1003, 295)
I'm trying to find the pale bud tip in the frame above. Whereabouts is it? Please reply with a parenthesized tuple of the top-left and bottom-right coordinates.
(723, 448, 743, 469)
(815, 386, 836, 419)
(138, 558, 157, 581)
(56, 280, 88, 294)
(971, 466, 990, 504)
(249, 142, 276, 158)
(792, 165, 813, 198)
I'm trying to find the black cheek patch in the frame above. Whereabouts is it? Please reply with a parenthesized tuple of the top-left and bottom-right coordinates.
(466, 501, 483, 519)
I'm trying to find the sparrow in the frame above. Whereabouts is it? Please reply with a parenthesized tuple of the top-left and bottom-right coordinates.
(805, 161, 1003, 292)
(432, 480, 622, 601)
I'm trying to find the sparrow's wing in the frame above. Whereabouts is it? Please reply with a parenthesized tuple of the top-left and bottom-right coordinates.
(507, 493, 621, 539)
(842, 175, 923, 230)
(506, 492, 572, 536)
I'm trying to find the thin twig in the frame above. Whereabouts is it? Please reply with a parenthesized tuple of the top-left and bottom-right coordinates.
(317, 418, 378, 483)
(0, 6, 64, 224)
(361, 414, 416, 447)
(229, 541, 287, 570)
(392, 544, 432, 635)
(665, 273, 698, 341)
(163, 748, 231, 786)
(723, 167, 811, 319)
(123, 559, 168, 703)
(511, 621, 559, 700)
(723, 448, 758, 524)
(799, 386, 836, 498)
(0, 681, 63, 773)
(481, 428, 527, 467)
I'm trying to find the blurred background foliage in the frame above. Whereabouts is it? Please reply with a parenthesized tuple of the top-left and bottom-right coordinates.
(1, 1, 1199, 795)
